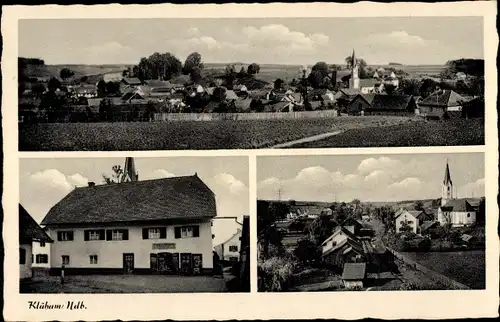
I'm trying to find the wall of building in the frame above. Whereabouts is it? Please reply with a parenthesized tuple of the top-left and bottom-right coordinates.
(47, 220, 213, 272)
(221, 231, 241, 261)
(438, 209, 476, 227)
(20, 244, 32, 280)
(322, 231, 349, 254)
(419, 105, 447, 118)
(395, 212, 418, 234)
(32, 241, 51, 268)
(343, 280, 363, 289)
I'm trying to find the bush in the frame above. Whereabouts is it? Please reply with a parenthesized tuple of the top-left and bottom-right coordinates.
(258, 256, 296, 292)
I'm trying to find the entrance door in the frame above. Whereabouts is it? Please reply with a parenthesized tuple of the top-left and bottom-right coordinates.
(192, 254, 203, 275)
(123, 253, 134, 274)
(172, 253, 179, 274)
(150, 253, 158, 272)
(180, 253, 192, 275)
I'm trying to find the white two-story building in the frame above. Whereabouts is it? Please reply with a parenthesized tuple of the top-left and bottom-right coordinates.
(41, 173, 216, 275)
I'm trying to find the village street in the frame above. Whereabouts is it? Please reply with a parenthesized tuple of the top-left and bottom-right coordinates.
(21, 275, 228, 293)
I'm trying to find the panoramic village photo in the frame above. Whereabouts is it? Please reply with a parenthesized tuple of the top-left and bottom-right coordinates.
(19, 156, 250, 293)
(257, 153, 486, 292)
(18, 17, 485, 151)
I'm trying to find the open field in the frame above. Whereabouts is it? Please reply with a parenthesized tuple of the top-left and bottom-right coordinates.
(20, 275, 228, 293)
(293, 118, 484, 148)
(23, 64, 130, 79)
(402, 250, 485, 289)
(19, 116, 413, 151)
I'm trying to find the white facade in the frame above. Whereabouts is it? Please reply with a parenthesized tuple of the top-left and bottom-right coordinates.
(215, 229, 241, 262)
(46, 220, 213, 271)
(395, 211, 419, 234)
(437, 208, 476, 227)
(32, 241, 51, 268)
(20, 243, 33, 279)
(321, 229, 349, 255)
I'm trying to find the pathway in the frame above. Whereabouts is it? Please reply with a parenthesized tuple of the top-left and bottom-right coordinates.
(270, 130, 344, 148)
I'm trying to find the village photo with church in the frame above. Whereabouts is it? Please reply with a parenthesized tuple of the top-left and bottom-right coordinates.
(257, 153, 486, 292)
(18, 156, 250, 293)
(18, 16, 484, 151)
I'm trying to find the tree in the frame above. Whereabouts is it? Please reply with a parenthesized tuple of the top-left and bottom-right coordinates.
(247, 63, 260, 75)
(98, 98, 112, 122)
(414, 200, 424, 211)
(257, 201, 284, 258)
(274, 78, 284, 90)
(102, 165, 124, 184)
(132, 52, 183, 80)
(398, 79, 422, 96)
(183, 52, 204, 75)
(60, 68, 74, 80)
(47, 77, 61, 92)
(384, 84, 397, 95)
(212, 86, 227, 102)
(190, 67, 203, 84)
(419, 78, 438, 97)
(224, 64, 237, 89)
(345, 56, 368, 78)
(97, 80, 107, 98)
(294, 238, 320, 264)
(305, 214, 337, 245)
(105, 81, 121, 96)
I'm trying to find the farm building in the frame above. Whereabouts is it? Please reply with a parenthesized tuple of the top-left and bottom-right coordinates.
(418, 89, 466, 118)
(121, 77, 142, 86)
(321, 226, 365, 268)
(394, 209, 426, 234)
(346, 94, 417, 116)
(214, 229, 242, 262)
(342, 262, 367, 289)
(461, 96, 485, 118)
(19, 204, 53, 280)
(359, 79, 384, 94)
(40, 170, 217, 276)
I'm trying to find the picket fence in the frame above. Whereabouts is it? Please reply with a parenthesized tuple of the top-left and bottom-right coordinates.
(154, 110, 338, 122)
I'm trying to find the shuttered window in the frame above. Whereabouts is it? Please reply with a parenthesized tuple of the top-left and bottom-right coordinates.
(174, 225, 200, 239)
(142, 227, 167, 239)
(57, 231, 74, 241)
(106, 229, 129, 241)
(89, 255, 98, 264)
(20, 248, 26, 265)
(84, 229, 105, 241)
(36, 254, 48, 264)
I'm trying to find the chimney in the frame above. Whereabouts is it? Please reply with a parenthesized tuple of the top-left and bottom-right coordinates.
(88, 182, 96, 187)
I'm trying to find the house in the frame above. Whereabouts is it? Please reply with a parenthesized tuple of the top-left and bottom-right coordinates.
(374, 71, 399, 88)
(342, 262, 367, 289)
(225, 90, 239, 101)
(395, 209, 426, 234)
(234, 99, 252, 112)
(418, 89, 466, 118)
(347, 94, 417, 116)
(419, 221, 440, 235)
(461, 234, 476, 245)
(19, 204, 53, 280)
(437, 160, 478, 227)
(214, 229, 242, 262)
(359, 79, 384, 94)
(456, 72, 467, 81)
(72, 85, 98, 98)
(40, 171, 217, 275)
(121, 77, 142, 86)
(321, 226, 365, 268)
(103, 72, 123, 83)
(461, 96, 485, 118)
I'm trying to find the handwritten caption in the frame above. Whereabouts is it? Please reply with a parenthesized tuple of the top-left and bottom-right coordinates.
(28, 301, 87, 310)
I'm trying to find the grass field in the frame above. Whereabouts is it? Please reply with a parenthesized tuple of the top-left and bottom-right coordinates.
(24, 64, 130, 79)
(19, 116, 413, 151)
(293, 118, 484, 148)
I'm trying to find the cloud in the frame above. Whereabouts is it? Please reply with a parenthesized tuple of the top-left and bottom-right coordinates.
(213, 173, 246, 195)
(21, 169, 88, 223)
(82, 41, 137, 64)
(186, 36, 219, 50)
(187, 27, 200, 36)
(357, 156, 404, 176)
(142, 169, 176, 180)
(366, 30, 432, 48)
(459, 178, 485, 198)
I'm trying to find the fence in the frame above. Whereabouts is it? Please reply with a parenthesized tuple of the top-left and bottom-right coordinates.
(387, 247, 470, 290)
(154, 110, 338, 122)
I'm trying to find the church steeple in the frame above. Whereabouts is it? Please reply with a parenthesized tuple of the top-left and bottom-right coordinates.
(441, 159, 453, 206)
(349, 49, 360, 90)
(121, 157, 139, 183)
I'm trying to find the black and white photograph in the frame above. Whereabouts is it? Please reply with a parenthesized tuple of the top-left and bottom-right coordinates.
(18, 17, 484, 151)
(19, 156, 250, 293)
(257, 153, 486, 292)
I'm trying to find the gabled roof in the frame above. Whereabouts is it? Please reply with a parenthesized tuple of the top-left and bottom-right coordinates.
(225, 90, 239, 101)
(322, 237, 364, 258)
(369, 94, 414, 111)
(395, 209, 424, 220)
(19, 204, 53, 243)
(234, 99, 252, 112)
(359, 78, 381, 88)
(122, 77, 142, 85)
(443, 162, 453, 186)
(461, 234, 475, 242)
(41, 175, 216, 225)
(342, 262, 367, 280)
(441, 199, 475, 212)
(339, 88, 361, 97)
(321, 225, 359, 247)
(419, 90, 465, 108)
(420, 221, 439, 232)
(215, 229, 242, 248)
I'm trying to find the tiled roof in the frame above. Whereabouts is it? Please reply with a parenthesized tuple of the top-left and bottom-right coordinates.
(342, 262, 367, 280)
(419, 90, 465, 107)
(41, 175, 216, 225)
(359, 78, 381, 88)
(122, 77, 142, 85)
(234, 99, 252, 112)
(19, 204, 53, 243)
(369, 94, 414, 111)
(441, 199, 475, 212)
(420, 221, 439, 232)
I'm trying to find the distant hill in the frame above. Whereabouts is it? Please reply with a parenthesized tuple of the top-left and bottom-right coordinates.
(21, 63, 130, 79)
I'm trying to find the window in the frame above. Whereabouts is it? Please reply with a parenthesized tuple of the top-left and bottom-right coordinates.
(467, 213, 471, 218)
(407, 221, 414, 224)
(61, 255, 70, 265)
(57, 231, 74, 241)
(229, 245, 238, 252)
(142, 227, 166, 239)
(84, 229, 105, 241)
(36, 254, 48, 264)
(20, 248, 26, 265)
(89, 255, 98, 265)
(174, 225, 200, 239)
(106, 229, 129, 241)
(40, 242, 46, 247)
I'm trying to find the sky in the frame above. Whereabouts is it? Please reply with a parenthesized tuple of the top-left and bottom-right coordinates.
(19, 156, 249, 246)
(257, 153, 485, 203)
(18, 17, 483, 66)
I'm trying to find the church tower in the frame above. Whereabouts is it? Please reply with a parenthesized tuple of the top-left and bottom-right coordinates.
(121, 157, 139, 183)
(349, 49, 360, 90)
(441, 160, 453, 206)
